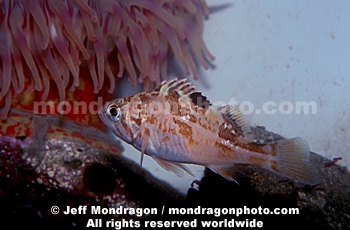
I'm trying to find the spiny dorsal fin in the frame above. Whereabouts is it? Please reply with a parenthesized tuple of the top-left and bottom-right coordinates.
(158, 78, 194, 97)
(189, 92, 211, 109)
(156, 78, 211, 108)
(217, 105, 251, 135)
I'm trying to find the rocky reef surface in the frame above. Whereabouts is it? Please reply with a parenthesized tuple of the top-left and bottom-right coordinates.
(0, 126, 349, 229)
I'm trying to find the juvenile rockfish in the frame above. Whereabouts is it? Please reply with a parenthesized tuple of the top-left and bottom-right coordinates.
(99, 78, 317, 185)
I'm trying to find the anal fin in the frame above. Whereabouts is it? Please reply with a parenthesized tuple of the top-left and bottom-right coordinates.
(208, 164, 247, 185)
(152, 156, 194, 177)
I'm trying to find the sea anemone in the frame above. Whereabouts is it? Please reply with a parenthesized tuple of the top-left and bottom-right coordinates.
(0, 0, 215, 120)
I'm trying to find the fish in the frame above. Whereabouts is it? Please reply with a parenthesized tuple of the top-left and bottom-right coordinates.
(98, 78, 318, 185)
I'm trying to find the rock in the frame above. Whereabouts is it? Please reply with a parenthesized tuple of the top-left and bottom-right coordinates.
(0, 126, 349, 229)
(188, 126, 350, 229)
(0, 135, 184, 229)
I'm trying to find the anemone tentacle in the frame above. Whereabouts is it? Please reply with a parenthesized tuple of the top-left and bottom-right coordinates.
(0, 0, 215, 120)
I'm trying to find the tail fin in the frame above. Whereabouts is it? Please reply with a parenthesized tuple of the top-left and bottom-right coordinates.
(264, 137, 319, 185)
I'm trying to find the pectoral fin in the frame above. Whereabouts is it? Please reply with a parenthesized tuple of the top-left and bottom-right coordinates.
(208, 164, 247, 185)
(140, 135, 150, 166)
(152, 157, 194, 177)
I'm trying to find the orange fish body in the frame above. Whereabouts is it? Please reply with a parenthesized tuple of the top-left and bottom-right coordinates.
(99, 78, 317, 185)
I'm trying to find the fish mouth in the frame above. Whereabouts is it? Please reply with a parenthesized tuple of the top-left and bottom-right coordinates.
(98, 102, 110, 119)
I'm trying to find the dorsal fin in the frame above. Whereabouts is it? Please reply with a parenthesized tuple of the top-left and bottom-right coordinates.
(158, 78, 194, 96)
(217, 105, 251, 135)
(189, 92, 211, 109)
(155, 78, 211, 108)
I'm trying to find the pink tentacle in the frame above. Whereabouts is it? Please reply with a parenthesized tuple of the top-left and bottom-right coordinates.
(10, 40, 24, 94)
(33, 22, 65, 103)
(116, 53, 125, 79)
(47, 0, 90, 60)
(86, 40, 99, 94)
(0, 2, 12, 98)
(143, 11, 160, 55)
(126, 0, 185, 40)
(92, 20, 105, 91)
(104, 60, 115, 94)
(76, 2, 96, 42)
(0, 91, 12, 120)
(73, 0, 97, 22)
(114, 32, 137, 87)
(23, 0, 50, 50)
(10, 0, 41, 92)
(48, 11, 79, 87)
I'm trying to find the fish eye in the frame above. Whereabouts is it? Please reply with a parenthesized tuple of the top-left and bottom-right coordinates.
(107, 105, 122, 122)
